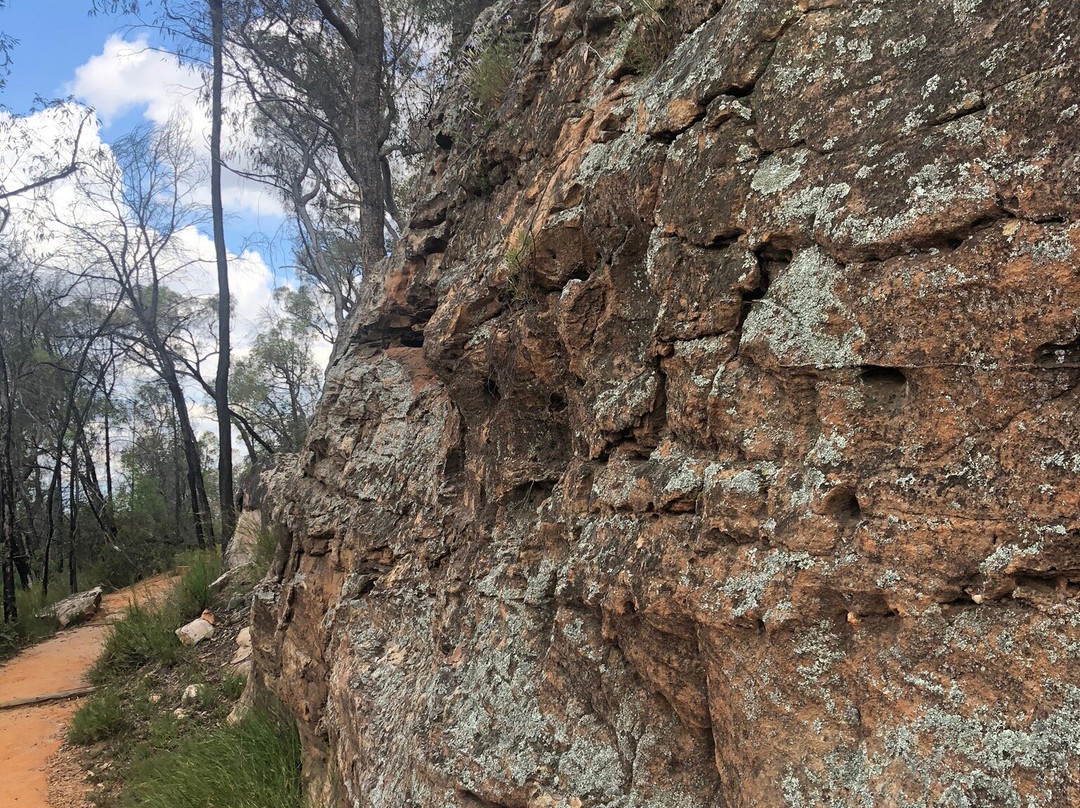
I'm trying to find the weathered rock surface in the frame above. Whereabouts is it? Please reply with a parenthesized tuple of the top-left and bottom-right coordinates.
(176, 617, 215, 646)
(42, 587, 103, 629)
(253, 1, 1080, 806)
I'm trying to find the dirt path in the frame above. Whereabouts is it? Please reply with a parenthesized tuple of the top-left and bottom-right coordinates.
(0, 574, 178, 808)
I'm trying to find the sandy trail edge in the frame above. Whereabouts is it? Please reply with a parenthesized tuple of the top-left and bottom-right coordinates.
(0, 574, 178, 808)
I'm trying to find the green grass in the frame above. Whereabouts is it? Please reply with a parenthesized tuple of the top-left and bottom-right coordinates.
(68, 550, 302, 808)
(466, 42, 514, 113)
(120, 711, 302, 808)
(91, 599, 188, 678)
(90, 550, 221, 683)
(68, 688, 131, 745)
(618, 0, 674, 75)
(222, 671, 247, 701)
(172, 549, 223, 617)
(502, 231, 536, 305)
(254, 526, 277, 572)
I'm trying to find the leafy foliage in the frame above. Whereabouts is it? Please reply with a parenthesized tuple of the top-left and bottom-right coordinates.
(232, 296, 323, 454)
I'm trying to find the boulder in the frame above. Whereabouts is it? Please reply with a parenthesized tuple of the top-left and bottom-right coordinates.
(41, 587, 103, 628)
(181, 683, 208, 707)
(175, 617, 215, 646)
(229, 626, 253, 673)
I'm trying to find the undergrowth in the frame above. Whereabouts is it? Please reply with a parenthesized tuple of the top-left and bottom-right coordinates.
(69, 687, 132, 745)
(122, 711, 302, 808)
(0, 582, 72, 663)
(90, 550, 221, 681)
(69, 549, 300, 808)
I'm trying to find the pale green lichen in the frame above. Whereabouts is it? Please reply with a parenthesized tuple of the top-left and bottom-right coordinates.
(740, 247, 866, 368)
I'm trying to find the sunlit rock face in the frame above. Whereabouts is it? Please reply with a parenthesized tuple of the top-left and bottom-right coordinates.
(252, 1, 1080, 805)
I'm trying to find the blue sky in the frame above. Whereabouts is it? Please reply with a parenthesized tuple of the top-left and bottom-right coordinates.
(4, 1, 137, 120)
(2, 0, 290, 271)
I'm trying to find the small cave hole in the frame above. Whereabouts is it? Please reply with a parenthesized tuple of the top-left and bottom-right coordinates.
(859, 365, 908, 413)
(399, 330, 425, 348)
(755, 243, 793, 268)
(482, 376, 502, 401)
(859, 365, 907, 386)
(1035, 337, 1080, 368)
(547, 392, 568, 413)
(434, 132, 454, 149)
(422, 236, 448, 255)
(822, 484, 862, 523)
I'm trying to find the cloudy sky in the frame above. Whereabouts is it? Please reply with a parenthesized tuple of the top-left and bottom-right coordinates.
(1, 0, 324, 443)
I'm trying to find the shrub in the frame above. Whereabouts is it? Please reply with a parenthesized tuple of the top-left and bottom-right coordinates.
(121, 711, 303, 808)
(254, 526, 278, 573)
(0, 583, 72, 662)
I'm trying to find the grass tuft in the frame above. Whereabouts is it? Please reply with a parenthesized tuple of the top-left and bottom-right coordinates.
(91, 598, 186, 679)
(172, 549, 223, 617)
(501, 231, 536, 305)
(121, 711, 303, 808)
(90, 550, 221, 683)
(68, 688, 131, 745)
(466, 42, 515, 113)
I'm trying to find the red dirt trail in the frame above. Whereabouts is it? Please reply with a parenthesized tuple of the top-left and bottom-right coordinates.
(0, 574, 178, 808)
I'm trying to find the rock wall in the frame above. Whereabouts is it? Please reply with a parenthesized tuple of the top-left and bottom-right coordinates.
(253, 1, 1080, 806)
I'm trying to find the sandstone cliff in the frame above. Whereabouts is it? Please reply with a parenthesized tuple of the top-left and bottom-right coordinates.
(252, 1, 1080, 805)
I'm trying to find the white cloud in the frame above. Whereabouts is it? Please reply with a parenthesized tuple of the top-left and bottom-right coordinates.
(0, 103, 288, 455)
(67, 35, 203, 130)
(169, 225, 277, 359)
(67, 35, 284, 220)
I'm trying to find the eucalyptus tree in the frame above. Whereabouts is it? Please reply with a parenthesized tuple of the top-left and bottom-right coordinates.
(232, 289, 323, 455)
(55, 122, 218, 548)
(92, 0, 237, 543)
(222, 0, 489, 331)
(0, 256, 61, 617)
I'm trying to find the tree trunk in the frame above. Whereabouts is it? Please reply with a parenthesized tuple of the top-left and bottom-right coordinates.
(41, 535, 51, 601)
(1, 476, 14, 622)
(160, 352, 214, 548)
(352, 0, 387, 275)
(209, 0, 235, 549)
(103, 392, 113, 503)
(78, 430, 118, 542)
(0, 357, 17, 621)
(68, 441, 78, 594)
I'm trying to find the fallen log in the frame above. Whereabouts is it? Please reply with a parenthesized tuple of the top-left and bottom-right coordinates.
(0, 686, 95, 711)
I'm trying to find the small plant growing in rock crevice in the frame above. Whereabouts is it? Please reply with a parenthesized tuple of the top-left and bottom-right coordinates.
(466, 42, 515, 115)
(617, 0, 675, 75)
(501, 231, 536, 305)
